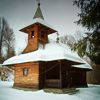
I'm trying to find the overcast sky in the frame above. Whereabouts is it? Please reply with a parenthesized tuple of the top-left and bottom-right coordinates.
(0, 0, 86, 53)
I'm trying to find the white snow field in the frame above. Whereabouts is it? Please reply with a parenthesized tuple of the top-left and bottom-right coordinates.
(0, 81, 100, 100)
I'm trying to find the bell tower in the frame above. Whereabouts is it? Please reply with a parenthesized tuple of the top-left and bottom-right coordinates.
(20, 0, 57, 53)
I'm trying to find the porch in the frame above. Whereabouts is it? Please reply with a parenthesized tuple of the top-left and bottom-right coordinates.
(39, 60, 86, 89)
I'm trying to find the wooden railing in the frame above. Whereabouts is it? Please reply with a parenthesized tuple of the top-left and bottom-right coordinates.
(45, 79, 60, 88)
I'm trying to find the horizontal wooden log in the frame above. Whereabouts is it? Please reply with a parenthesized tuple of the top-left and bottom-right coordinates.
(14, 62, 39, 88)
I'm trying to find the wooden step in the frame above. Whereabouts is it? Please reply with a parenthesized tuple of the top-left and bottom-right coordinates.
(63, 88, 79, 95)
(44, 88, 79, 94)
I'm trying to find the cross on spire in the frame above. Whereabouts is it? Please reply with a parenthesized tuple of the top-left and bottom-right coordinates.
(36, 0, 40, 6)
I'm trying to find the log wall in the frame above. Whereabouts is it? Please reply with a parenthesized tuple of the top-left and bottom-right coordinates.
(14, 62, 39, 88)
(23, 25, 39, 53)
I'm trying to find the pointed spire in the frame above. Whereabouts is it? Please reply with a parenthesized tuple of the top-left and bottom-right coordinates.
(33, 0, 44, 20)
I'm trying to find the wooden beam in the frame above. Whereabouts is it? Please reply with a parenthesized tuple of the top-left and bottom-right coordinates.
(59, 60, 62, 89)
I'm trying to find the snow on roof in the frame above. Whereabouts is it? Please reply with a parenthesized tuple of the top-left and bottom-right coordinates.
(33, 18, 57, 31)
(20, 18, 57, 33)
(3, 42, 91, 69)
(72, 63, 92, 69)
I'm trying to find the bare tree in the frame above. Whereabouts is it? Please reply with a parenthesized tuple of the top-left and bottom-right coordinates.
(3, 29, 15, 59)
(60, 34, 76, 49)
(0, 17, 15, 62)
(0, 17, 7, 56)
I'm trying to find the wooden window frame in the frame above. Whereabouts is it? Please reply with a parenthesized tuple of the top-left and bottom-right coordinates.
(23, 68, 29, 76)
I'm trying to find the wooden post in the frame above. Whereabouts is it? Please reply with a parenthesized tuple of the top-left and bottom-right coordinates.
(59, 60, 62, 89)
(44, 62, 46, 88)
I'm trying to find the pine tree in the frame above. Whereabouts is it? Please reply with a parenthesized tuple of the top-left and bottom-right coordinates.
(73, 0, 100, 64)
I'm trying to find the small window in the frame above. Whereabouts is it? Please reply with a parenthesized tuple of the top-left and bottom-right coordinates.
(41, 33, 45, 38)
(23, 68, 28, 76)
(31, 31, 34, 38)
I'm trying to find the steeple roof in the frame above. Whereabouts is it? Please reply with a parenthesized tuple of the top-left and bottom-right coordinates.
(33, 2, 44, 19)
(20, 0, 57, 34)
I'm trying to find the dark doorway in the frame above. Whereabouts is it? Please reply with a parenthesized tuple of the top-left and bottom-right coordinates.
(44, 61, 60, 88)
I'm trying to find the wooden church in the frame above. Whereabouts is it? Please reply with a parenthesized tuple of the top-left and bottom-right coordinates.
(3, 1, 91, 89)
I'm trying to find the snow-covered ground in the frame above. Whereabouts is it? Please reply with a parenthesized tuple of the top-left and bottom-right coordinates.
(0, 81, 100, 100)
(75, 84, 100, 100)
